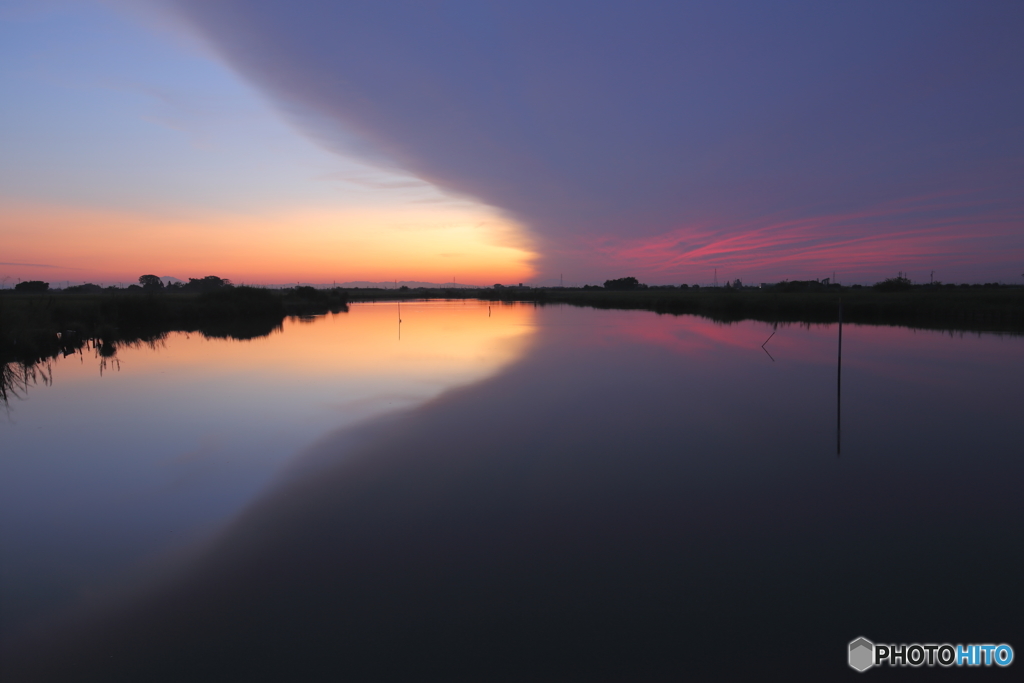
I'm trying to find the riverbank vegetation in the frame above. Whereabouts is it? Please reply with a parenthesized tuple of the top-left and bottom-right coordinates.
(343, 280, 1024, 333)
(512, 282, 1024, 331)
(1, 280, 348, 367)
(2, 275, 1021, 374)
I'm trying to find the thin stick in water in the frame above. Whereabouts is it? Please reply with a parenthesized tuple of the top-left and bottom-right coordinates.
(837, 298, 842, 456)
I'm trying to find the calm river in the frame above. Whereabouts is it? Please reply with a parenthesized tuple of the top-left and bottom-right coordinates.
(2, 301, 1022, 680)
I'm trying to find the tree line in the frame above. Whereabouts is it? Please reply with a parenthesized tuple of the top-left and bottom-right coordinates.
(13, 275, 233, 293)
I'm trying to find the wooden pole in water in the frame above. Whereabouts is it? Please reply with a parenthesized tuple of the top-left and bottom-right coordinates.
(837, 297, 842, 456)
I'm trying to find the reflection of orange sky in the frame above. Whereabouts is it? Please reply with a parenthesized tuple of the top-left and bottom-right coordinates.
(65, 300, 537, 387)
(1, 202, 536, 284)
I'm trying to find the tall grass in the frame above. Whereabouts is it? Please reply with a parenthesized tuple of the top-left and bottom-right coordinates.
(0, 286, 348, 367)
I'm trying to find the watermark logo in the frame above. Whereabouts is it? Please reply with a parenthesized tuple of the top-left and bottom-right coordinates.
(849, 637, 1013, 672)
(849, 638, 874, 672)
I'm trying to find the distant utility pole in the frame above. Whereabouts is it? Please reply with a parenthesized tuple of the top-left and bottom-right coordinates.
(560, 273, 563, 287)
(930, 270, 934, 284)
(713, 268, 718, 287)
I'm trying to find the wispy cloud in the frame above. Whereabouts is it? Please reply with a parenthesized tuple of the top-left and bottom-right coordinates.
(556, 192, 1024, 282)
(0, 261, 74, 269)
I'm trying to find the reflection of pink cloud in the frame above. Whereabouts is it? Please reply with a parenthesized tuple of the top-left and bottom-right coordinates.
(571, 308, 793, 358)
(584, 311, 1022, 392)
(558, 192, 1024, 284)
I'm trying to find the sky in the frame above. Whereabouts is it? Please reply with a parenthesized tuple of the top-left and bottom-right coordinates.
(2, 0, 1022, 286)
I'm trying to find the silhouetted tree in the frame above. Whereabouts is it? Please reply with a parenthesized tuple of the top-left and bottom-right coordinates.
(139, 274, 164, 290)
(604, 276, 642, 290)
(14, 280, 48, 292)
(65, 283, 102, 293)
(291, 286, 326, 301)
(873, 275, 912, 292)
(183, 276, 232, 292)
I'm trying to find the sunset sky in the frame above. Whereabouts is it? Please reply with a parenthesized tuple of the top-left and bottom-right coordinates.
(2, 1, 1022, 286)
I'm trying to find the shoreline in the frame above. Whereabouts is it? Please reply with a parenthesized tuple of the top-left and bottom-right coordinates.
(3, 285, 1022, 371)
(347, 285, 1024, 334)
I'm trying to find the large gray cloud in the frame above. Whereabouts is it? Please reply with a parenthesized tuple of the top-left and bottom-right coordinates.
(164, 1, 1024, 280)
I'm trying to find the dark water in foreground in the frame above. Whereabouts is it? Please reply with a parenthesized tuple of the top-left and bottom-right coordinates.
(2, 303, 1022, 681)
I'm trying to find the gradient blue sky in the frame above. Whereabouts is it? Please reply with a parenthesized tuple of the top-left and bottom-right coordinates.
(2, 0, 1022, 285)
(1, 0, 532, 285)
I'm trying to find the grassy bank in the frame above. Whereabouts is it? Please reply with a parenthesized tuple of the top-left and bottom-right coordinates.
(2, 283, 1021, 370)
(342, 284, 1024, 333)
(522, 285, 1024, 331)
(0, 286, 348, 367)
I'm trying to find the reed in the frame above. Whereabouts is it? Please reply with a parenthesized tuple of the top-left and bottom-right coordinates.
(3, 282, 1020, 371)
(0, 286, 348, 367)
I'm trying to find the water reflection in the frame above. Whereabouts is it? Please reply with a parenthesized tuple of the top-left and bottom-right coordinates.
(0, 301, 536, 643)
(2, 306, 1022, 681)
(837, 299, 843, 456)
(0, 362, 53, 408)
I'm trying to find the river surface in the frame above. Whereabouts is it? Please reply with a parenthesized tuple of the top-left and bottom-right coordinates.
(2, 301, 1022, 680)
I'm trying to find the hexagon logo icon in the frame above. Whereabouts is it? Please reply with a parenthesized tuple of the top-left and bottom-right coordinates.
(849, 637, 874, 672)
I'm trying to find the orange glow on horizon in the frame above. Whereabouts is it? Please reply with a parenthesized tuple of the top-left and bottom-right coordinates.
(0, 201, 537, 285)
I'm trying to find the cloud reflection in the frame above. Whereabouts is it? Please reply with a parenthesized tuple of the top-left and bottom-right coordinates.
(0, 301, 537, 644)
(6, 308, 1022, 680)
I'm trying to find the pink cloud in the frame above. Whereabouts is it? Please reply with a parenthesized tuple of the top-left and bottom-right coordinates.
(556, 192, 1024, 284)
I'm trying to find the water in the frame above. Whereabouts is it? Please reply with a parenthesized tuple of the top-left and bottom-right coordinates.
(2, 302, 1022, 681)
(1, 301, 535, 639)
